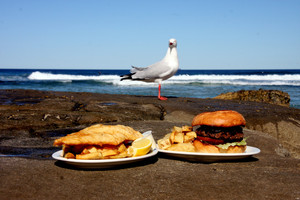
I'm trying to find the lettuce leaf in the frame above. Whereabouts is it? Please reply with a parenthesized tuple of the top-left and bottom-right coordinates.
(216, 138, 247, 150)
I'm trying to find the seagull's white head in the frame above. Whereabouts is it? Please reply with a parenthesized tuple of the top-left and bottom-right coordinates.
(169, 38, 177, 48)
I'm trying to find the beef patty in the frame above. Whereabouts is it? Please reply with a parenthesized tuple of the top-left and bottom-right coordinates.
(195, 125, 244, 143)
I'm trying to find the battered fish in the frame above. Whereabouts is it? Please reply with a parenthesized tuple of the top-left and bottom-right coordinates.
(54, 124, 142, 146)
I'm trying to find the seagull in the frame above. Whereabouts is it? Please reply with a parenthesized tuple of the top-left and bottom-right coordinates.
(120, 38, 179, 100)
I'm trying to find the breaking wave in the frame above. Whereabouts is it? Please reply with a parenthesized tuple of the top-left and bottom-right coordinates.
(27, 71, 300, 86)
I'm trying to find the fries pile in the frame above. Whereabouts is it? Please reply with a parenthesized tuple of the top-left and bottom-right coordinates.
(63, 143, 131, 159)
(158, 126, 197, 152)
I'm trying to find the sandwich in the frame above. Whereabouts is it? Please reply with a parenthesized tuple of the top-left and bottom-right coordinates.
(157, 110, 247, 153)
(53, 124, 143, 159)
(192, 110, 247, 153)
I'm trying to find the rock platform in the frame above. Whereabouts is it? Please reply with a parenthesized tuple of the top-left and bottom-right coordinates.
(0, 89, 299, 199)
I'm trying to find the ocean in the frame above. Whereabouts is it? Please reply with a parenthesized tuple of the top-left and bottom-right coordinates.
(0, 69, 300, 108)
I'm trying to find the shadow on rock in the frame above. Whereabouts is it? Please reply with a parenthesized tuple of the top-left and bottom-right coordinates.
(0, 146, 60, 160)
(158, 153, 259, 164)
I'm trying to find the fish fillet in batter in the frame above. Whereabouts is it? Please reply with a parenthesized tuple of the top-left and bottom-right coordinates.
(53, 124, 142, 146)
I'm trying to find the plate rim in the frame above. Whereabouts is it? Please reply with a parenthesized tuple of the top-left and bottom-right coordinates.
(157, 145, 260, 157)
(52, 148, 158, 164)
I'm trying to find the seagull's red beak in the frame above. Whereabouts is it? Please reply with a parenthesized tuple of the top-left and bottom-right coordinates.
(169, 42, 173, 46)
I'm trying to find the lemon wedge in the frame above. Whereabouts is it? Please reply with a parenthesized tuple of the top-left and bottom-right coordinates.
(128, 137, 152, 157)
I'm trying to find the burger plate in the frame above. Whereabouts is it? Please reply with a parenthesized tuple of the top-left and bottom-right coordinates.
(157, 146, 260, 163)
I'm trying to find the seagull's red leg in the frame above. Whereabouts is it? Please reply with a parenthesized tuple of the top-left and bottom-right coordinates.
(158, 84, 167, 100)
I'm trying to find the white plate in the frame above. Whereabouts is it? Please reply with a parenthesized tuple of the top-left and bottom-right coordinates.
(52, 131, 158, 169)
(52, 148, 158, 169)
(158, 146, 260, 162)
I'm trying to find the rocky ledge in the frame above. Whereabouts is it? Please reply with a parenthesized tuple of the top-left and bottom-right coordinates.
(0, 89, 299, 200)
(214, 89, 291, 107)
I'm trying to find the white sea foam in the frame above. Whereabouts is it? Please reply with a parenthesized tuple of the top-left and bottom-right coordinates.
(165, 74, 300, 86)
(27, 71, 300, 86)
(27, 71, 102, 81)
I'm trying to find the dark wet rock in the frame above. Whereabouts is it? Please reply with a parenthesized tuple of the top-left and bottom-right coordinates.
(214, 89, 290, 107)
(0, 90, 163, 135)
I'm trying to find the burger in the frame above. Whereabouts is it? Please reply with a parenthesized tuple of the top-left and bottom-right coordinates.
(192, 110, 247, 153)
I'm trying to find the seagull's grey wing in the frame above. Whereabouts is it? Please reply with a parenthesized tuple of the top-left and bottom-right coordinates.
(132, 60, 172, 80)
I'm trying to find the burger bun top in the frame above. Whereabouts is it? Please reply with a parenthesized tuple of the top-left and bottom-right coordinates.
(191, 110, 246, 127)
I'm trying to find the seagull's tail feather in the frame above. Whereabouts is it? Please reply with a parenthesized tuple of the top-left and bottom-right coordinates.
(120, 73, 134, 81)
(121, 65, 146, 81)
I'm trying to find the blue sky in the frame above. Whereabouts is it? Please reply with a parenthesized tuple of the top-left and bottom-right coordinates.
(0, 0, 299, 69)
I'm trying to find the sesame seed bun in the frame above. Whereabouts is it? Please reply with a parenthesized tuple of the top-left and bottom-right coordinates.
(191, 110, 246, 128)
